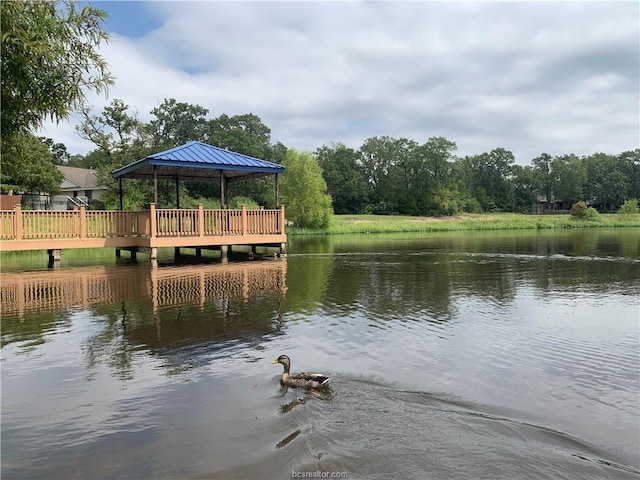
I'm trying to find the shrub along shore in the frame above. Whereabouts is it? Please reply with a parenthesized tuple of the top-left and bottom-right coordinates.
(287, 213, 640, 235)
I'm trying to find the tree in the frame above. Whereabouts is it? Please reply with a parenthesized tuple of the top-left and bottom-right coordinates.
(531, 153, 553, 209)
(359, 137, 394, 205)
(418, 136, 456, 187)
(461, 148, 515, 211)
(316, 143, 368, 214)
(1, 0, 112, 139)
(207, 112, 274, 206)
(1, 0, 113, 193)
(583, 153, 627, 211)
(280, 150, 333, 229)
(39, 137, 70, 165)
(416, 137, 457, 214)
(146, 98, 209, 148)
(77, 100, 152, 209)
(512, 165, 538, 213)
(0, 134, 63, 194)
(551, 154, 585, 206)
(76, 99, 144, 162)
(618, 149, 640, 201)
(388, 138, 420, 215)
(208, 113, 271, 159)
(270, 142, 288, 164)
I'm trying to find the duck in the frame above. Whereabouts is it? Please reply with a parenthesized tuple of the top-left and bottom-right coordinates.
(270, 354, 332, 389)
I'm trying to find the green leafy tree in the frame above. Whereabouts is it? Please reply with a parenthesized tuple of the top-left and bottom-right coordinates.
(512, 164, 538, 213)
(417, 137, 456, 188)
(1, 0, 112, 138)
(1, 134, 63, 194)
(460, 148, 515, 211)
(389, 138, 421, 215)
(359, 136, 430, 215)
(147, 98, 209, 148)
(316, 143, 368, 214)
(280, 150, 333, 229)
(430, 187, 460, 216)
(269, 142, 288, 165)
(416, 137, 457, 214)
(531, 153, 553, 209)
(618, 149, 640, 201)
(208, 113, 271, 159)
(583, 153, 627, 211)
(77, 99, 152, 209)
(532, 153, 586, 210)
(1, 0, 113, 192)
(207, 112, 274, 206)
(359, 136, 398, 213)
(39, 137, 70, 165)
(450, 157, 479, 212)
(76, 99, 144, 161)
(552, 154, 585, 206)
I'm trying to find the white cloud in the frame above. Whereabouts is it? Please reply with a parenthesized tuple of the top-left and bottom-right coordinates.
(39, 1, 640, 164)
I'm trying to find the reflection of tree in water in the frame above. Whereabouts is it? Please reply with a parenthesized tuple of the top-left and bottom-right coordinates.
(82, 262, 288, 380)
(283, 254, 334, 314)
(319, 253, 459, 323)
(301, 231, 640, 327)
(1, 310, 70, 350)
(84, 302, 135, 381)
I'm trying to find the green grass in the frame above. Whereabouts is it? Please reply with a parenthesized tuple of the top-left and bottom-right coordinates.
(286, 213, 640, 235)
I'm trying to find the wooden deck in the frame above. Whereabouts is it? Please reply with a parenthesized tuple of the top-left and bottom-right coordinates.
(0, 204, 286, 257)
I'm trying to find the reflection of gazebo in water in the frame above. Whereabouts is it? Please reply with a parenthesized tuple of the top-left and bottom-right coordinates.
(111, 141, 287, 261)
(1, 260, 287, 330)
(1, 260, 287, 378)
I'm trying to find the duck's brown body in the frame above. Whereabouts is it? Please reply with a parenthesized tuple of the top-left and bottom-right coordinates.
(271, 355, 331, 389)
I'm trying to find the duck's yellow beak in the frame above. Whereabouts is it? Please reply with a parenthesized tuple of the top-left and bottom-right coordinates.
(270, 359, 278, 364)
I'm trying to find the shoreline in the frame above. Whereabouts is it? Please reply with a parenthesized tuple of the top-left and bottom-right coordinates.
(288, 213, 640, 235)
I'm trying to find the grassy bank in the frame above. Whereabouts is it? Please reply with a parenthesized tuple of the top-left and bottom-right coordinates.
(287, 213, 640, 235)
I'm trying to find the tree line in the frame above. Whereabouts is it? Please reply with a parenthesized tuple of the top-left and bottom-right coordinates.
(3, 96, 639, 228)
(318, 140, 639, 216)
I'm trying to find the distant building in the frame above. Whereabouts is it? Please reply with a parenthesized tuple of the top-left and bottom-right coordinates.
(50, 166, 107, 210)
(20, 166, 108, 210)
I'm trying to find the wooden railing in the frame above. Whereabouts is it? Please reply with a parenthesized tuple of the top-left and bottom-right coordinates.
(0, 210, 15, 240)
(86, 210, 139, 237)
(0, 204, 285, 242)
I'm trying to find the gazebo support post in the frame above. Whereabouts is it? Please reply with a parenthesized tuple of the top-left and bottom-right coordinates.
(153, 165, 158, 205)
(175, 176, 181, 257)
(275, 173, 280, 207)
(175, 176, 180, 209)
(119, 177, 123, 210)
(220, 173, 226, 208)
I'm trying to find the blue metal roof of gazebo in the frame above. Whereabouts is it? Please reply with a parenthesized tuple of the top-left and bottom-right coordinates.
(111, 140, 285, 182)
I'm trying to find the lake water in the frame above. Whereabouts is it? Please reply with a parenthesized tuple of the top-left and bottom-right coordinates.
(1, 229, 639, 479)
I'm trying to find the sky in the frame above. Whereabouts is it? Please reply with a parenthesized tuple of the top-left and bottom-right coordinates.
(40, 1, 640, 165)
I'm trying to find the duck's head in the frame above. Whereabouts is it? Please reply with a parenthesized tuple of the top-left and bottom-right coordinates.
(271, 354, 291, 372)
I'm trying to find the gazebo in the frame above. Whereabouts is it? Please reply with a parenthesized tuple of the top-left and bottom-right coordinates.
(111, 140, 285, 209)
(109, 140, 287, 261)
